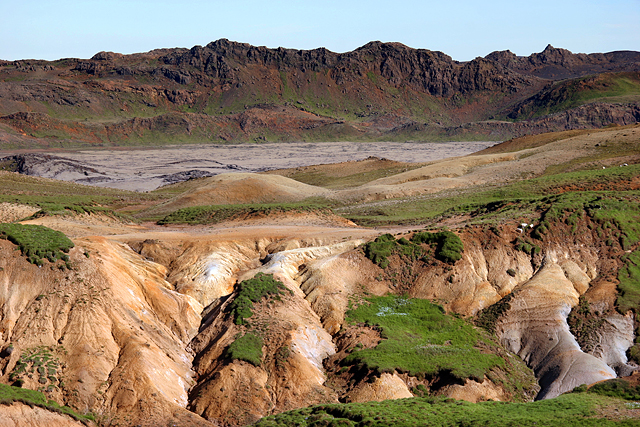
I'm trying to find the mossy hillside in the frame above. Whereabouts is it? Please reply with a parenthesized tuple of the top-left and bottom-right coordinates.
(156, 201, 332, 225)
(252, 392, 634, 427)
(0, 223, 74, 267)
(343, 295, 504, 381)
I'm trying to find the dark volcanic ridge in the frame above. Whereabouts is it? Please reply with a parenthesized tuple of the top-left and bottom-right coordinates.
(1, 40, 639, 147)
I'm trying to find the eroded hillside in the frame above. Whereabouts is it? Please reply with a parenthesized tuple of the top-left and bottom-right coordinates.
(0, 126, 639, 425)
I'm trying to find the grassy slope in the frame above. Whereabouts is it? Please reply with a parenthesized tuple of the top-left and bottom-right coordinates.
(342, 296, 504, 381)
(339, 163, 640, 226)
(253, 392, 637, 427)
(509, 72, 640, 120)
(0, 383, 95, 423)
(0, 171, 171, 214)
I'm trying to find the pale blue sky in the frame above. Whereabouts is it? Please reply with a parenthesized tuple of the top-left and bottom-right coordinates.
(2, 0, 639, 61)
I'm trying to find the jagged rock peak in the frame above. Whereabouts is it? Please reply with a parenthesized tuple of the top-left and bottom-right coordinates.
(485, 50, 518, 66)
(91, 51, 124, 61)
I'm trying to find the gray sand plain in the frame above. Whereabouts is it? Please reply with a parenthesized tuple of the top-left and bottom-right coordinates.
(1, 141, 497, 191)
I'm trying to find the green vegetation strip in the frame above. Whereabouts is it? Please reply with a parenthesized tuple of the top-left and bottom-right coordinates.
(344, 296, 503, 381)
(584, 378, 640, 401)
(0, 170, 165, 209)
(342, 164, 640, 226)
(363, 234, 423, 268)
(0, 224, 74, 267)
(29, 204, 134, 222)
(225, 273, 292, 366)
(0, 383, 95, 423)
(157, 201, 332, 225)
(253, 393, 633, 427)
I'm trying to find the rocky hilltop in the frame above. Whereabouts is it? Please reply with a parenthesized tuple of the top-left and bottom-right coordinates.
(0, 41, 639, 147)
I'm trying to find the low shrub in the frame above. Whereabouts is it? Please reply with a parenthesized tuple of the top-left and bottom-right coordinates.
(474, 294, 513, 334)
(411, 231, 463, 264)
(363, 234, 398, 268)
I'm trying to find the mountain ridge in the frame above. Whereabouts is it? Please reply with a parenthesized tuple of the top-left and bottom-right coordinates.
(0, 40, 639, 147)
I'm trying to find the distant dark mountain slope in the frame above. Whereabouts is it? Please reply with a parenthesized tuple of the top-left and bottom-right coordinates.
(0, 40, 639, 147)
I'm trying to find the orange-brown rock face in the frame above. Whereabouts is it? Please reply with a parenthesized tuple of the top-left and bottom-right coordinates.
(0, 237, 210, 427)
(0, 214, 635, 425)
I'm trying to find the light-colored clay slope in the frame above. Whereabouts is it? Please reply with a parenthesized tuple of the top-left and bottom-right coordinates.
(336, 125, 640, 202)
(497, 253, 617, 400)
(146, 173, 332, 217)
(0, 402, 87, 427)
(139, 125, 640, 211)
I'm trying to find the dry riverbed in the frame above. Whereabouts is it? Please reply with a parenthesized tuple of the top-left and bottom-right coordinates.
(0, 141, 496, 191)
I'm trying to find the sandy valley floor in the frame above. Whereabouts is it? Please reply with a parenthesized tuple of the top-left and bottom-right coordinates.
(0, 140, 496, 191)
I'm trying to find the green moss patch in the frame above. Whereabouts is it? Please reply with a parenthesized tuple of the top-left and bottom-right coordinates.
(362, 234, 405, 268)
(228, 273, 292, 325)
(0, 224, 74, 267)
(363, 231, 463, 269)
(411, 231, 463, 263)
(226, 333, 264, 366)
(28, 204, 134, 223)
(157, 201, 331, 225)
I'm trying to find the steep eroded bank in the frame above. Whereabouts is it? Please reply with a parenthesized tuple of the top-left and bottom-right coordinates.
(0, 204, 637, 425)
